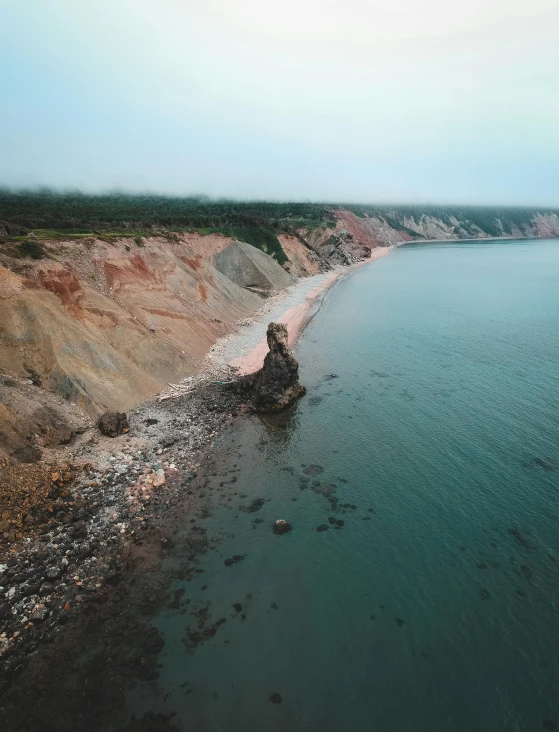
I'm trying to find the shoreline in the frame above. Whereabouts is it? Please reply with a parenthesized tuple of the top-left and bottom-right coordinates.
(2, 223, 556, 731)
(228, 246, 391, 375)
(0, 248, 390, 702)
(396, 234, 550, 246)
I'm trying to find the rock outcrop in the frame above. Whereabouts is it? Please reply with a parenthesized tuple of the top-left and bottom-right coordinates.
(0, 374, 87, 462)
(273, 519, 292, 535)
(250, 323, 306, 412)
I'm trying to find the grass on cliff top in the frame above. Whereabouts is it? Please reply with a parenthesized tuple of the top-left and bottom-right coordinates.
(0, 192, 342, 265)
(0, 225, 292, 266)
(2, 191, 558, 258)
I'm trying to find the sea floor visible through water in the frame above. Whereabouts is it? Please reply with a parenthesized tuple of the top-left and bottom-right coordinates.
(4, 238, 559, 732)
(121, 238, 559, 732)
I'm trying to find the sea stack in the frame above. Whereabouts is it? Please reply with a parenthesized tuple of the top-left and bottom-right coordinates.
(252, 322, 306, 412)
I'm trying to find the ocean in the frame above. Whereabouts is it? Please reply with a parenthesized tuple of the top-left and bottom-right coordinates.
(129, 238, 559, 731)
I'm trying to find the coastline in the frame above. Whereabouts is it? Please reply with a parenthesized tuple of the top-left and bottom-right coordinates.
(396, 235, 546, 246)
(0, 247, 391, 713)
(2, 224, 556, 731)
(226, 246, 391, 375)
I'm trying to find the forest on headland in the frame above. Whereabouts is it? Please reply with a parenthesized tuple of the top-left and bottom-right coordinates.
(1, 189, 558, 263)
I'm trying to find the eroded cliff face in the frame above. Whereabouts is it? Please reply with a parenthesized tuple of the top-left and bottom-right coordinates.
(1, 203, 558, 461)
(214, 240, 295, 292)
(277, 235, 325, 277)
(0, 235, 262, 423)
(320, 209, 559, 245)
(0, 375, 89, 462)
(301, 214, 376, 266)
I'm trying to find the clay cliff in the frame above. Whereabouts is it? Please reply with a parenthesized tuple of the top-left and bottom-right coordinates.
(1, 194, 558, 461)
(0, 228, 350, 461)
(0, 236, 264, 417)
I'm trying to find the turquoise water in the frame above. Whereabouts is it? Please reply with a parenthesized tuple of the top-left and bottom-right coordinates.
(133, 239, 559, 731)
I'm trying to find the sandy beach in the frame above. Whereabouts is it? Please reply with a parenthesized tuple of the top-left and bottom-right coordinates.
(0, 246, 391, 706)
(215, 246, 391, 376)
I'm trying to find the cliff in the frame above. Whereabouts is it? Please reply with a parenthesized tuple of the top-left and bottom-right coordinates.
(0, 233, 268, 411)
(1, 193, 558, 461)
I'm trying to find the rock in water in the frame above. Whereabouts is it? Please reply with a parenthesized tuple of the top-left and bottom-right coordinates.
(252, 323, 306, 412)
(98, 411, 129, 437)
(273, 519, 292, 535)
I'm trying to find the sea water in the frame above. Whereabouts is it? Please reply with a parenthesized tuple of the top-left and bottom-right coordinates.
(131, 239, 559, 731)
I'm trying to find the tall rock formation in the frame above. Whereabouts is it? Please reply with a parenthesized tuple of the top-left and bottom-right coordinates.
(251, 323, 306, 412)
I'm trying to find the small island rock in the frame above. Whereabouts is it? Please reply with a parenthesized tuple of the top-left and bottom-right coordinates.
(273, 519, 292, 535)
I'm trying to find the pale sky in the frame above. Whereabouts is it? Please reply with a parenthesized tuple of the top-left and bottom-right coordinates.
(1, 0, 558, 204)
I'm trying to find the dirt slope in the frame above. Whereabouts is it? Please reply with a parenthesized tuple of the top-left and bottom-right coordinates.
(0, 237, 263, 431)
(0, 374, 89, 462)
(278, 234, 326, 277)
(214, 240, 295, 292)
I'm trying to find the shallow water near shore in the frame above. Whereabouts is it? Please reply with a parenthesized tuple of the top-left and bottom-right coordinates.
(129, 239, 559, 731)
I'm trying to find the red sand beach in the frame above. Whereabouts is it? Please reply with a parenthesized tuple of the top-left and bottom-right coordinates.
(230, 247, 391, 375)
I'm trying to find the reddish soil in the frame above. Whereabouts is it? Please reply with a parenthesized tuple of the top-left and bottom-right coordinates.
(198, 282, 208, 302)
(38, 268, 85, 317)
(183, 254, 203, 271)
(333, 209, 384, 252)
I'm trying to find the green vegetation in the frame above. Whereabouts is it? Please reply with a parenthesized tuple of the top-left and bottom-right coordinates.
(0, 191, 333, 263)
(17, 239, 46, 259)
(1, 190, 557, 261)
(382, 216, 421, 239)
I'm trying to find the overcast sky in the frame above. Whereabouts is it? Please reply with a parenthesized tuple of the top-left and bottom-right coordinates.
(1, 0, 558, 204)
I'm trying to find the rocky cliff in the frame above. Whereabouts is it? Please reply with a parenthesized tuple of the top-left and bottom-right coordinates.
(1, 193, 558, 461)
(249, 322, 306, 412)
(0, 235, 264, 419)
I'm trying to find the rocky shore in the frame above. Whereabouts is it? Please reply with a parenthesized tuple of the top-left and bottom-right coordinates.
(0, 361, 262, 729)
(0, 259, 344, 678)
(0, 254, 386, 730)
(0, 365, 245, 663)
(0, 312, 313, 731)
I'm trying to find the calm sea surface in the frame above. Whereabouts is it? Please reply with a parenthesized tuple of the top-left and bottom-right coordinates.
(131, 239, 559, 731)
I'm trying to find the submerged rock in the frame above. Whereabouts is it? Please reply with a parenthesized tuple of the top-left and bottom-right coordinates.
(251, 323, 306, 412)
(312, 483, 337, 497)
(522, 456, 557, 472)
(224, 555, 245, 567)
(247, 498, 265, 513)
(303, 464, 324, 476)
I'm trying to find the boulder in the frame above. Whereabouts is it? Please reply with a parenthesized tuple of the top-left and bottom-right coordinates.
(273, 519, 292, 535)
(251, 323, 306, 412)
(98, 411, 129, 437)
